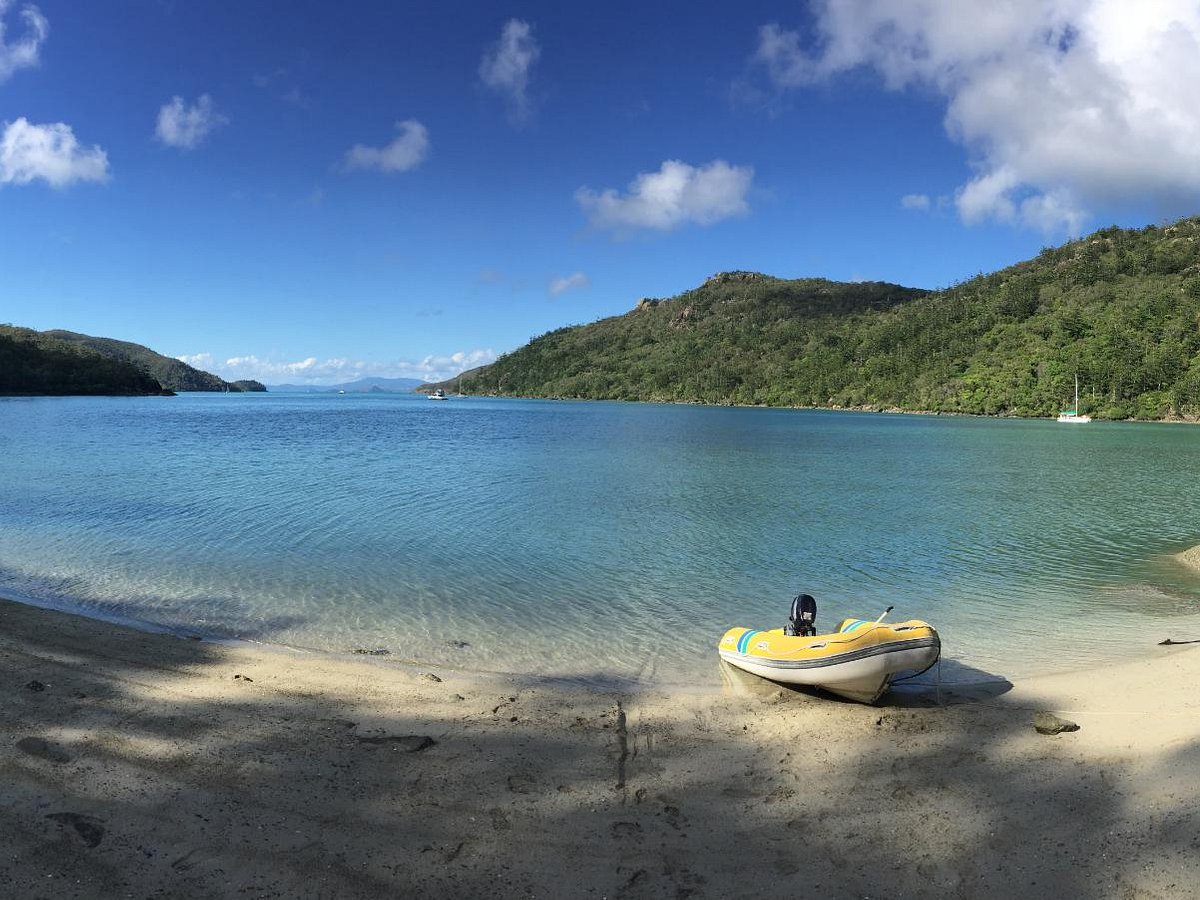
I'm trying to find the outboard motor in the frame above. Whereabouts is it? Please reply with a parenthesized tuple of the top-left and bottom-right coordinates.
(784, 593, 817, 637)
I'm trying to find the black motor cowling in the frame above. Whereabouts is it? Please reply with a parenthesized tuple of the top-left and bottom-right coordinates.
(784, 593, 817, 637)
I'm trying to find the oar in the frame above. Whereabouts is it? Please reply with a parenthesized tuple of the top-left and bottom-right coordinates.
(874, 605, 894, 624)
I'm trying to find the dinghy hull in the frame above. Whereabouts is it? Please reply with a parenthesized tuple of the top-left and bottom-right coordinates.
(717, 620, 940, 703)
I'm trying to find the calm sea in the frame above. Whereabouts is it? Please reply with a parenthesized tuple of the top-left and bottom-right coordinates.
(2, 393, 1199, 684)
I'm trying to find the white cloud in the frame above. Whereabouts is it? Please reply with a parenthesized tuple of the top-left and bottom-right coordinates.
(155, 94, 228, 150)
(751, 1, 1200, 234)
(222, 355, 321, 378)
(0, 0, 47, 82)
(342, 119, 429, 174)
(188, 349, 497, 385)
(900, 193, 930, 211)
(753, 22, 818, 89)
(176, 352, 215, 370)
(0, 118, 109, 187)
(548, 272, 589, 297)
(576, 159, 754, 235)
(420, 348, 497, 378)
(479, 18, 540, 123)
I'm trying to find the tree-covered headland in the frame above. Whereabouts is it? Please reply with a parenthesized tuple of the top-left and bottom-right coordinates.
(44, 331, 265, 393)
(0, 326, 170, 395)
(426, 217, 1200, 420)
(0, 327, 266, 395)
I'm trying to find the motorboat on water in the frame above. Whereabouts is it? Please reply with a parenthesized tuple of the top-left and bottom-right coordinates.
(717, 614, 940, 703)
(428, 388, 447, 400)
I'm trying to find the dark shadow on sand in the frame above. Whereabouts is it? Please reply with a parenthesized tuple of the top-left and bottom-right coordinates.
(2, 598, 1196, 899)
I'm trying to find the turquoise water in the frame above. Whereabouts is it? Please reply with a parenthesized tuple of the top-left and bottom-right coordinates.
(2, 393, 1199, 683)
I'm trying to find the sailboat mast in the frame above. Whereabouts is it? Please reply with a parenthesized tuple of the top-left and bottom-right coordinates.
(1075, 374, 1079, 413)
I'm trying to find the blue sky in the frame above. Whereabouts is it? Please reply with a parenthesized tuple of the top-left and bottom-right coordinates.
(3, 1, 1200, 383)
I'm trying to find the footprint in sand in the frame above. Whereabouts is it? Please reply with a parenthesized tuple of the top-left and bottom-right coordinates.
(506, 771, 537, 794)
(16, 737, 71, 764)
(172, 846, 222, 871)
(45, 812, 105, 848)
(355, 734, 436, 752)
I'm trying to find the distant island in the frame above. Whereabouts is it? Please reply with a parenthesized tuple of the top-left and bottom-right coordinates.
(421, 217, 1200, 421)
(0, 326, 264, 396)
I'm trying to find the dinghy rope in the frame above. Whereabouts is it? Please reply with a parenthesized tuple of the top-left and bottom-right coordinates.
(889, 647, 941, 684)
(865, 603, 942, 691)
(830, 604, 943, 691)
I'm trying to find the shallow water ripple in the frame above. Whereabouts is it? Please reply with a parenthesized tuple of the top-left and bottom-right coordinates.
(2, 395, 1200, 682)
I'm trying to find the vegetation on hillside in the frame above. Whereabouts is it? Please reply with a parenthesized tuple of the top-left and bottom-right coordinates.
(0, 326, 170, 396)
(425, 218, 1200, 419)
(43, 331, 265, 393)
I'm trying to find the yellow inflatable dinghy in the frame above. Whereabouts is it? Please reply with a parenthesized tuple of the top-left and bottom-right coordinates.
(717, 617, 940, 703)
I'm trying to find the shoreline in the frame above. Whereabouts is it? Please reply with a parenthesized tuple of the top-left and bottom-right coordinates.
(1175, 542, 1200, 573)
(0, 589, 714, 693)
(3, 595, 1198, 897)
(11, 389, 1199, 424)
(3, 585, 1193, 689)
(418, 389, 1200, 424)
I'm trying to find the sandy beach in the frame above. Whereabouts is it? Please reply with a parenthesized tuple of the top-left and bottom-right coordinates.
(1177, 543, 1200, 574)
(2, 597, 1198, 899)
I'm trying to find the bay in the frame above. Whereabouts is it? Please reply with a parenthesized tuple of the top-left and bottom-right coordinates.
(2, 393, 1199, 684)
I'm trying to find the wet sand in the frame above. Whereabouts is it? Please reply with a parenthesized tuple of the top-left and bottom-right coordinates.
(2, 596, 1198, 898)
(1176, 542, 1200, 574)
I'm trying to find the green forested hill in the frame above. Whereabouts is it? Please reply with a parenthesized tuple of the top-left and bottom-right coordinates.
(43, 331, 265, 392)
(0, 326, 169, 396)
(426, 218, 1200, 419)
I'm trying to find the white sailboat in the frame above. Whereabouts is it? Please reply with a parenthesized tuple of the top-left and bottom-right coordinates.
(1057, 375, 1091, 423)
